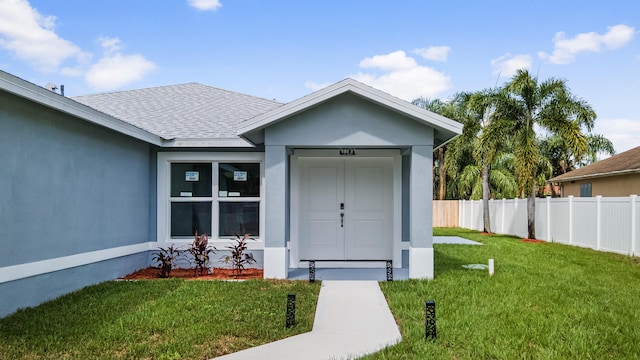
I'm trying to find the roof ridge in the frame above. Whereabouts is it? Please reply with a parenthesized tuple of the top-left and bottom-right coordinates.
(72, 82, 283, 105)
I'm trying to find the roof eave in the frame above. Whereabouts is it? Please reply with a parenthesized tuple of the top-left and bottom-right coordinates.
(0, 71, 163, 146)
(549, 168, 640, 183)
(161, 137, 257, 148)
(237, 78, 463, 144)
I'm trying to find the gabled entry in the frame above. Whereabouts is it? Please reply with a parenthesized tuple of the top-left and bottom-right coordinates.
(238, 78, 463, 279)
(298, 157, 393, 261)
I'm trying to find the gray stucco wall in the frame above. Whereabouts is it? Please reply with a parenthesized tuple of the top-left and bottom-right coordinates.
(264, 93, 434, 147)
(0, 91, 153, 317)
(0, 253, 148, 318)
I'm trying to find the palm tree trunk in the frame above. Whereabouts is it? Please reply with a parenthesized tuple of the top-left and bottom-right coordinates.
(438, 147, 446, 200)
(527, 188, 536, 239)
(482, 164, 491, 233)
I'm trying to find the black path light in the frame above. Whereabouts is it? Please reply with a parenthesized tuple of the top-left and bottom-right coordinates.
(425, 300, 436, 340)
(308, 261, 316, 282)
(386, 260, 393, 281)
(286, 293, 296, 328)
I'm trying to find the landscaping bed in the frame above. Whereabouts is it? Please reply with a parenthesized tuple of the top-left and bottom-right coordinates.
(121, 266, 263, 280)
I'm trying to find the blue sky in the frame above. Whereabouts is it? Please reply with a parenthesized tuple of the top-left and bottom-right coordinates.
(1, 0, 639, 154)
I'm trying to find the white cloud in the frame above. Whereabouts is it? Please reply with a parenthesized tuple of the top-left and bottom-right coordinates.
(85, 52, 156, 91)
(594, 118, 640, 154)
(0, 0, 89, 72)
(491, 53, 532, 77)
(413, 46, 451, 62)
(539, 24, 635, 64)
(359, 50, 417, 71)
(188, 0, 222, 11)
(349, 50, 452, 101)
(0, 1, 156, 91)
(98, 36, 123, 55)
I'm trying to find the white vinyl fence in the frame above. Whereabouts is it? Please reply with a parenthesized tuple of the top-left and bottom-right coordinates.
(460, 195, 640, 256)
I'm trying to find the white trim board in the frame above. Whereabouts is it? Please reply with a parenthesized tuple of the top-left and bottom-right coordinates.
(0, 242, 154, 283)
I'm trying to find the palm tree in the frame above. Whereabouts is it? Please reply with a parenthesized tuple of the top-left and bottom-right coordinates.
(457, 152, 518, 200)
(540, 133, 614, 196)
(484, 69, 596, 239)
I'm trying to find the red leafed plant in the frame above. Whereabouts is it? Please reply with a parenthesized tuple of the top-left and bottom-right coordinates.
(152, 244, 182, 278)
(221, 233, 256, 276)
(188, 231, 216, 276)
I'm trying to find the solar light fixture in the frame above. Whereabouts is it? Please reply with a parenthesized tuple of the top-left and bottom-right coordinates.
(425, 300, 436, 340)
(286, 293, 296, 328)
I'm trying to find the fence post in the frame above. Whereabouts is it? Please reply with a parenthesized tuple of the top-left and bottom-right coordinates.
(460, 199, 465, 228)
(631, 195, 637, 256)
(568, 196, 574, 245)
(596, 196, 602, 250)
(469, 200, 475, 230)
(547, 196, 552, 241)
(501, 198, 506, 234)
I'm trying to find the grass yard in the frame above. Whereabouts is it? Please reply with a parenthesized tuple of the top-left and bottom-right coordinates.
(0, 279, 320, 360)
(364, 228, 640, 359)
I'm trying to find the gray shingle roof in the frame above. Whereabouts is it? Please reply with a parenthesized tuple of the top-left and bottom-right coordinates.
(549, 146, 640, 182)
(72, 83, 283, 142)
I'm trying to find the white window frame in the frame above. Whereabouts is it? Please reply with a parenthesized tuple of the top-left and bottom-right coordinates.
(157, 152, 265, 250)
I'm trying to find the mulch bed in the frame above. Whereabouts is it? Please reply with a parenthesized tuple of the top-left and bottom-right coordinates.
(120, 267, 263, 280)
(521, 238, 546, 244)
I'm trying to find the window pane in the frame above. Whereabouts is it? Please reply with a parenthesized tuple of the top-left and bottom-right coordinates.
(218, 163, 260, 197)
(171, 202, 212, 237)
(171, 163, 212, 197)
(219, 202, 259, 237)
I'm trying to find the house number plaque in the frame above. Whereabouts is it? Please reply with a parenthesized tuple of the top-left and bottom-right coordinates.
(339, 148, 356, 156)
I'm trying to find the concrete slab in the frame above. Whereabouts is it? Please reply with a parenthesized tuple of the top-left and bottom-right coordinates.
(287, 267, 409, 281)
(434, 236, 482, 245)
(212, 281, 401, 360)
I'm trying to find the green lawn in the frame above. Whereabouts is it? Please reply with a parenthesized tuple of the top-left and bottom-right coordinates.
(364, 228, 640, 359)
(3, 229, 640, 359)
(0, 279, 320, 360)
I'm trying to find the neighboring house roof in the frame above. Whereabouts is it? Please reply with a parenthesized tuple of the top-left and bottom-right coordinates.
(549, 146, 640, 182)
(73, 83, 283, 147)
(238, 78, 463, 147)
(0, 70, 163, 146)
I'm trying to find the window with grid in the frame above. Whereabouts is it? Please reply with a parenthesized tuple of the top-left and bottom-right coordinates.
(168, 161, 261, 239)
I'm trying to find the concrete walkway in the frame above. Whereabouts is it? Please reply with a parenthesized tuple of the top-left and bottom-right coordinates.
(212, 281, 401, 360)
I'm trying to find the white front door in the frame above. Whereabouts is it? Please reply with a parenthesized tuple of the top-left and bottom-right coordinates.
(299, 157, 393, 260)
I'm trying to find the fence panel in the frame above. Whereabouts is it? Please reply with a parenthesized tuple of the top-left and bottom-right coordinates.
(488, 199, 501, 233)
(634, 196, 640, 256)
(433, 200, 459, 227)
(571, 198, 597, 249)
(471, 201, 483, 231)
(600, 198, 632, 254)
(536, 198, 549, 241)
(506, 199, 528, 238)
(458, 195, 639, 257)
(548, 198, 570, 244)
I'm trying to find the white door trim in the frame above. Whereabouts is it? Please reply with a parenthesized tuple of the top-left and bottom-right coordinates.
(289, 149, 402, 268)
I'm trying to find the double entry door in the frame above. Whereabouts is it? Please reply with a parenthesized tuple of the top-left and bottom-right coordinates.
(299, 157, 393, 261)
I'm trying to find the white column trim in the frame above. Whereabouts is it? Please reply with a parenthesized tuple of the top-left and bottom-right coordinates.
(409, 247, 434, 279)
(0, 242, 154, 283)
(264, 247, 288, 279)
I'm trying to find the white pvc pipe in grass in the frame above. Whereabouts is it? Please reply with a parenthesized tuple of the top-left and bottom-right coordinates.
(488, 259, 494, 276)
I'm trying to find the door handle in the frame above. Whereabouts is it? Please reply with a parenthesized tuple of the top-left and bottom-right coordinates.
(340, 203, 344, 227)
